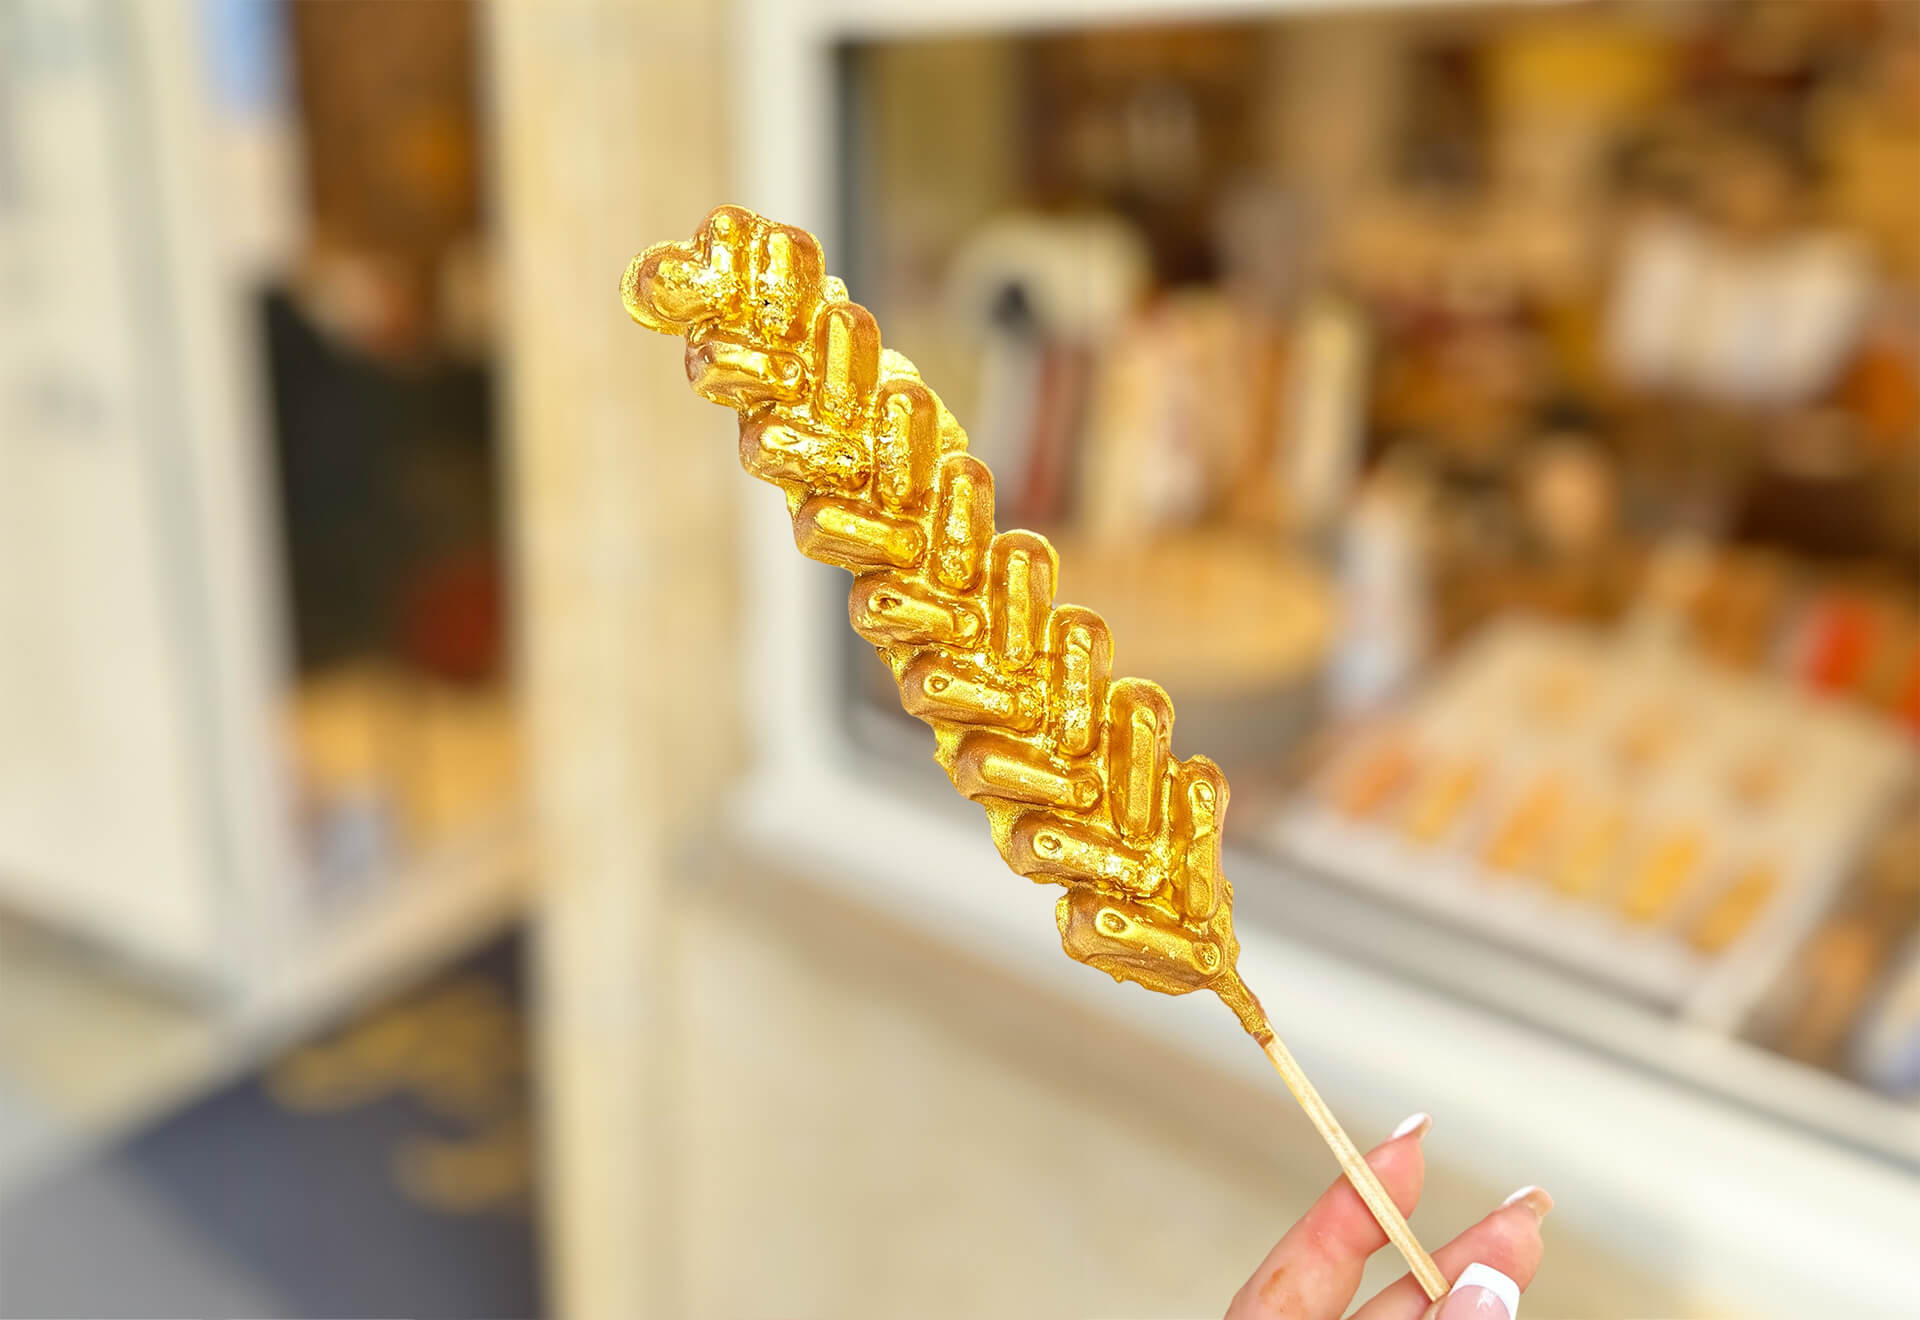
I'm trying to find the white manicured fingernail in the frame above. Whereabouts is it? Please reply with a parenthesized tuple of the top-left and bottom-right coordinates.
(1501, 1184, 1554, 1219)
(1392, 1111, 1433, 1140)
(1440, 1262, 1520, 1318)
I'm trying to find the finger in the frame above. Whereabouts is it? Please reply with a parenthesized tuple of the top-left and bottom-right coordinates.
(1225, 1113, 1432, 1320)
(1349, 1185, 1552, 1320)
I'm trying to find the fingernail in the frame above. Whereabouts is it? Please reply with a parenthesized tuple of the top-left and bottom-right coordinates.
(1500, 1184, 1554, 1220)
(1391, 1111, 1433, 1141)
(1437, 1262, 1520, 1319)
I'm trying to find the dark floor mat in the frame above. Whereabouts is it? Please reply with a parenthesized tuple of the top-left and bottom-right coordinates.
(1, 933, 542, 1320)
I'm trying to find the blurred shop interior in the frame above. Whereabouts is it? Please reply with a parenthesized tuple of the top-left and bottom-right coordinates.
(2, 1, 529, 1314)
(842, 0, 1920, 1120)
(1, 1, 1917, 1318)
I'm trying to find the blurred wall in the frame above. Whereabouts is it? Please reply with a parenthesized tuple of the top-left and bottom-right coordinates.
(487, 4, 738, 1316)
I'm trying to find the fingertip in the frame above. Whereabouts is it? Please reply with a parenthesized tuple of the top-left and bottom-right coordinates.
(1306, 1128, 1430, 1258)
(1474, 1201, 1547, 1290)
(1391, 1111, 1434, 1142)
(1434, 1263, 1521, 1319)
(1499, 1184, 1553, 1221)
(1227, 1135, 1433, 1320)
(1363, 1128, 1428, 1208)
(1348, 1191, 1551, 1320)
(1359, 1117, 1428, 1204)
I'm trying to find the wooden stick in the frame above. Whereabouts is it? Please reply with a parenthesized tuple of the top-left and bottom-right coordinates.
(1257, 1020, 1448, 1301)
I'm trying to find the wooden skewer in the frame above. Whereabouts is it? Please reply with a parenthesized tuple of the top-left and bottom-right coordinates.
(1257, 1014, 1448, 1301)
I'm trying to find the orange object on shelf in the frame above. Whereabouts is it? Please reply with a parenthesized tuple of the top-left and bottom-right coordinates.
(1894, 643, 1920, 736)
(1802, 595, 1876, 694)
(1552, 803, 1628, 901)
(1689, 863, 1780, 955)
(1403, 759, 1484, 844)
(1332, 737, 1415, 819)
(1483, 777, 1565, 875)
(1622, 828, 1705, 925)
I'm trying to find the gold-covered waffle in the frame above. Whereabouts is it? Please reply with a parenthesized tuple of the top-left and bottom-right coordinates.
(623, 205, 1269, 1042)
(625, 208, 1452, 1299)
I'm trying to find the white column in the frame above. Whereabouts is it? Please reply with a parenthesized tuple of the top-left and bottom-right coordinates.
(486, 4, 737, 1315)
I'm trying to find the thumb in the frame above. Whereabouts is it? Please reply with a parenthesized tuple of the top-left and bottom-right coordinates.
(1421, 1264, 1521, 1320)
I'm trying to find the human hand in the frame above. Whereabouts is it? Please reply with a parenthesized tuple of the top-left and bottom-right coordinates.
(1225, 1114, 1550, 1320)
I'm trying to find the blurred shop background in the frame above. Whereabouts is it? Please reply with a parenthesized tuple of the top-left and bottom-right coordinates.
(0, 1, 1916, 1317)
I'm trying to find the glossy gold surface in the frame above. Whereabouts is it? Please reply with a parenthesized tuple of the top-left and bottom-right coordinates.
(623, 207, 1445, 1300)
(623, 204, 1267, 1038)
